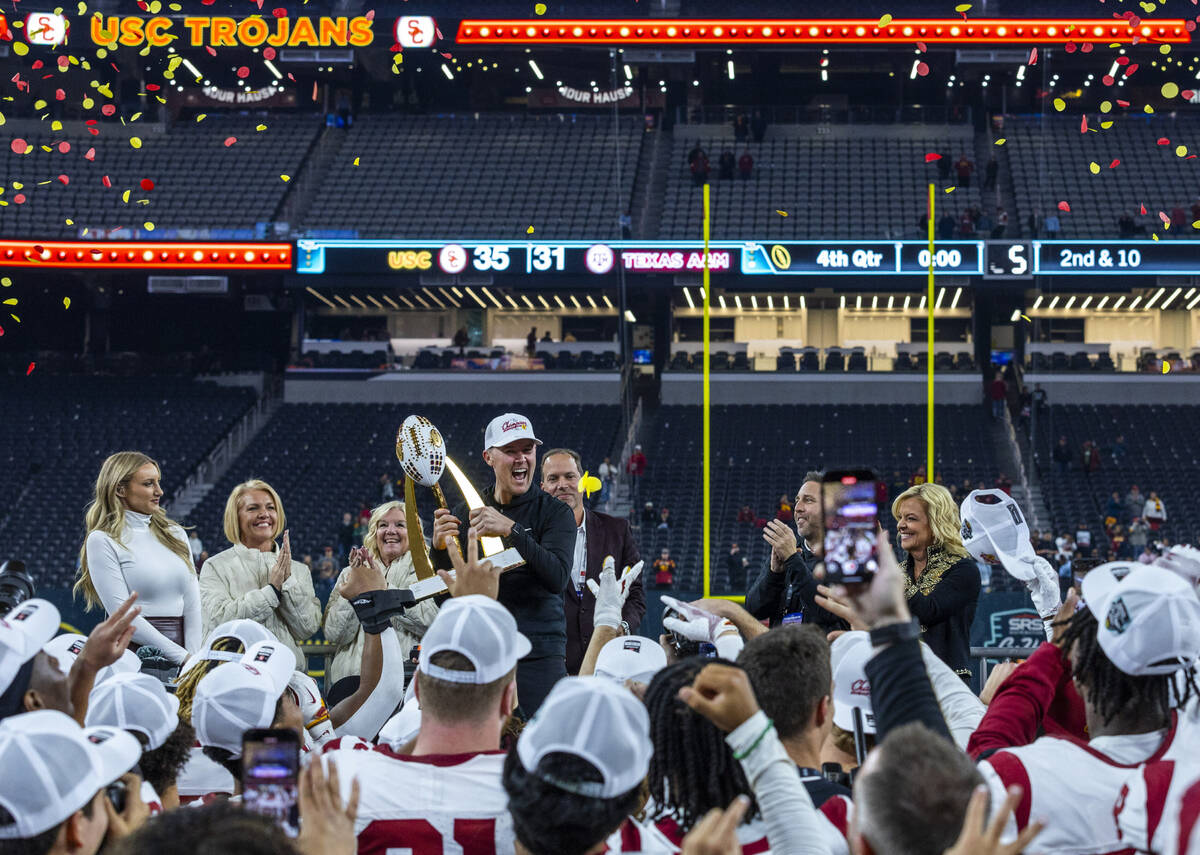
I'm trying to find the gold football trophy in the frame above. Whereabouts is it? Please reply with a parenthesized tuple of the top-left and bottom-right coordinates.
(395, 414, 524, 600)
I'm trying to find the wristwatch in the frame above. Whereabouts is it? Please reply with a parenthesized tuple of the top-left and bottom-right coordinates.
(869, 617, 920, 648)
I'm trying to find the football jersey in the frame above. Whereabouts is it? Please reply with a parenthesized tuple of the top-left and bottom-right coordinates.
(607, 798, 852, 854)
(979, 711, 1183, 855)
(319, 738, 513, 855)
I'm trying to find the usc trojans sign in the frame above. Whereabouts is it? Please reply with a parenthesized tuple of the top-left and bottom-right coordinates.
(90, 15, 375, 48)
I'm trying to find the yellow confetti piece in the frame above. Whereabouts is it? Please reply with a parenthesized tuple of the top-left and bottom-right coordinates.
(0, 113, 5, 126)
(1100, 100, 1112, 113)
(3, 298, 17, 306)
(82, 97, 94, 109)
(97, 83, 112, 98)
(0, 278, 10, 286)
(1193, 221, 1200, 229)
(168, 56, 182, 73)
(196, 114, 206, 122)
(527, 226, 535, 234)
(578, 472, 602, 497)
(65, 218, 73, 225)
(77, 0, 86, 11)
(256, 124, 267, 132)
(122, 189, 131, 203)
(1100, 120, 1114, 129)
(955, 3, 970, 11)
(63, 297, 70, 309)
(12, 182, 22, 190)
(353, 156, 360, 166)
(535, 2, 547, 13)
(1162, 82, 1180, 99)
(775, 210, 788, 217)
(879, 13, 893, 25)
(1145, 105, 1155, 114)
(1153, 233, 1160, 241)
(994, 138, 1006, 145)
(1053, 97, 1066, 112)
(34, 99, 46, 110)
(1089, 162, 1100, 174)
(945, 186, 955, 193)
(143, 221, 154, 231)
(280, 174, 291, 182)
(9, 315, 20, 323)
(129, 137, 142, 149)
(1020, 314, 1031, 323)
(1160, 44, 1172, 55)
(148, 0, 160, 11)
(51, 121, 62, 131)
(1177, 145, 1189, 157)
(12, 43, 28, 57)
(130, 112, 142, 122)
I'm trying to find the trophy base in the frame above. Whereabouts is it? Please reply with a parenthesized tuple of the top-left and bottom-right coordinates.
(484, 547, 525, 572)
(405, 548, 527, 602)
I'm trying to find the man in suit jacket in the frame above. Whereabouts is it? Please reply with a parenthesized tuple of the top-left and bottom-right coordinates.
(540, 447, 645, 674)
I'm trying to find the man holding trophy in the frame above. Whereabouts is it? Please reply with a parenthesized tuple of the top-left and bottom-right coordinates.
(431, 413, 575, 716)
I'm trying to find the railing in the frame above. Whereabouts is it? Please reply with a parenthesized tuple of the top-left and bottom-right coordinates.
(970, 645, 1037, 693)
(679, 103, 971, 126)
(612, 397, 645, 517)
(175, 376, 282, 498)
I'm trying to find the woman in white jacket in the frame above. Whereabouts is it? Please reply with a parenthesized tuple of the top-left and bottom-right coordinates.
(322, 499, 439, 686)
(77, 451, 201, 665)
(198, 479, 322, 668)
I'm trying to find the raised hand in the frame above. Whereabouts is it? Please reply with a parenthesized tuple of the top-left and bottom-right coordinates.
(339, 548, 388, 600)
(681, 796, 751, 855)
(81, 592, 140, 671)
(437, 528, 500, 599)
(586, 556, 644, 629)
(943, 785, 1043, 855)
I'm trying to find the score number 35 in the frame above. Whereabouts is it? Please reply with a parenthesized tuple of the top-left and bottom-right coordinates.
(472, 246, 510, 271)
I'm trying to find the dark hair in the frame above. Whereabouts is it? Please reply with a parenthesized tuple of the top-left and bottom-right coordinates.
(0, 795, 96, 855)
(139, 720, 196, 796)
(502, 748, 640, 855)
(416, 650, 515, 724)
(107, 801, 299, 855)
(738, 625, 830, 742)
(1056, 607, 1197, 727)
(541, 448, 583, 477)
(855, 723, 983, 855)
(644, 658, 758, 832)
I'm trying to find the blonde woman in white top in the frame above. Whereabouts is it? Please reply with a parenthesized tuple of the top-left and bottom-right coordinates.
(198, 479, 322, 667)
(322, 499, 439, 686)
(77, 451, 202, 665)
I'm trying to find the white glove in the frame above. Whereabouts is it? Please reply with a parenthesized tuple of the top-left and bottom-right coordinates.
(288, 671, 336, 746)
(661, 597, 744, 660)
(1020, 555, 1061, 641)
(586, 557, 644, 630)
(1154, 545, 1200, 589)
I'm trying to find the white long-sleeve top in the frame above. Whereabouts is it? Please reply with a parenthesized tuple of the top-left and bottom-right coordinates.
(85, 510, 202, 664)
(199, 542, 322, 668)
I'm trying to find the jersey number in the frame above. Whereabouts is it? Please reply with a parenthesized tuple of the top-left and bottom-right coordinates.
(365, 818, 497, 855)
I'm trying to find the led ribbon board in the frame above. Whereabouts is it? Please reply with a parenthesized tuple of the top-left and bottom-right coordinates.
(456, 18, 1190, 45)
(0, 240, 292, 269)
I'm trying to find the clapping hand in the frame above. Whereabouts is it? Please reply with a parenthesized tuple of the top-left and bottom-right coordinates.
(339, 548, 388, 600)
(762, 519, 798, 573)
(268, 530, 293, 588)
(587, 556, 644, 629)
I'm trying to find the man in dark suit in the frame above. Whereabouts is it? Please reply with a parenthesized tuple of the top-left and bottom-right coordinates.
(540, 447, 645, 674)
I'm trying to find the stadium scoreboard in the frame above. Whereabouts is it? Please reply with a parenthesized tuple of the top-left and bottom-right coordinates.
(295, 239, 1200, 278)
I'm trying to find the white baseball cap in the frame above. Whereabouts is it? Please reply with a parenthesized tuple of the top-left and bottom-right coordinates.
(0, 710, 140, 838)
(192, 640, 296, 756)
(1082, 564, 1200, 676)
(43, 633, 141, 684)
(86, 672, 180, 751)
(178, 619, 282, 679)
(0, 599, 61, 697)
(960, 490, 1036, 582)
(516, 676, 651, 798)
(418, 595, 530, 684)
(830, 632, 876, 734)
(593, 636, 667, 686)
(483, 412, 541, 452)
(378, 702, 422, 748)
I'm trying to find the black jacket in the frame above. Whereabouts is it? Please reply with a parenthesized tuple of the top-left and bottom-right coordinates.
(745, 542, 849, 633)
(433, 483, 576, 659)
(902, 546, 981, 679)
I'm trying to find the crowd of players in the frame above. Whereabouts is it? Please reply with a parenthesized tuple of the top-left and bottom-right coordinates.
(1, 409, 1200, 855)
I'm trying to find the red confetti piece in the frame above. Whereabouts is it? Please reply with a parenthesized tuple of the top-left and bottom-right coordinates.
(205, 46, 217, 56)
(1117, 99, 1130, 107)
(1081, 114, 1089, 133)
(272, 6, 287, 15)
(146, 84, 160, 91)
(1102, 75, 1115, 86)
(57, 174, 68, 185)
(0, 325, 4, 336)
(13, 194, 25, 204)
(263, 47, 276, 60)
(54, 88, 65, 100)
(1140, 204, 1147, 215)
(311, 81, 317, 100)
(31, 60, 43, 70)
(101, 104, 116, 116)
(10, 139, 27, 154)
(84, 147, 96, 161)
(1184, 91, 1196, 100)
(223, 136, 237, 147)
(1028, 47, 1038, 65)
(1188, 20, 1196, 32)
(1057, 201, 1071, 212)
(102, 175, 111, 187)
(58, 141, 70, 153)
(140, 179, 155, 191)
(916, 62, 929, 76)
(1158, 138, 1171, 145)
(916, 41, 927, 52)
(1116, 56, 1130, 65)
(1159, 210, 1170, 223)
(287, 73, 296, 81)
(1110, 159, 1120, 168)
(1080, 42, 1093, 53)
(1124, 63, 1138, 77)
(201, 0, 215, 5)
(1064, 41, 1077, 53)
(236, 66, 250, 78)
(87, 127, 99, 136)
(57, 56, 69, 71)
(26, 363, 34, 376)
(925, 152, 943, 162)
(365, 9, 374, 19)
(136, 0, 148, 8)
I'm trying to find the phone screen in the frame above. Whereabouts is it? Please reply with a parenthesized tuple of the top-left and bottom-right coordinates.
(243, 730, 300, 837)
(822, 472, 880, 584)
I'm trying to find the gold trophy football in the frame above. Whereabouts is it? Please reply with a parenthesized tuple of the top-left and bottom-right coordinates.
(395, 414, 524, 600)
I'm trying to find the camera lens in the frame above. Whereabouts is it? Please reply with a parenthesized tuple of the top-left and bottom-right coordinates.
(0, 560, 35, 614)
(106, 781, 127, 814)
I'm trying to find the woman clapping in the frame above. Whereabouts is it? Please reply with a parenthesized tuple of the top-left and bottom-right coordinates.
(198, 479, 321, 667)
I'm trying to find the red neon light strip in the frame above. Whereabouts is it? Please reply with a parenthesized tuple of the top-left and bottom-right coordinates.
(456, 18, 1190, 45)
(0, 240, 293, 269)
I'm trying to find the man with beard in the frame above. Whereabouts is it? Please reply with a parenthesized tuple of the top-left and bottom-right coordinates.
(432, 413, 575, 716)
(539, 448, 645, 675)
(745, 472, 848, 633)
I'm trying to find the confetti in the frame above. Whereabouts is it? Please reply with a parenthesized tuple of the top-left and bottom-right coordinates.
(0, 278, 9, 286)
(1124, 63, 1138, 78)
(526, 226, 535, 234)
(1020, 315, 1031, 323)
(994, 138, 1006, 145)
(775, 210, 788, 217)
(237, 66, 250, 79)
(924, 152, 942, 162)
(122, 189, 130, 203)
(224, 136, 237, 147)
(57, 175, 69, 185)
(945, 186, 955, 193)
(196, 114, 206, 122)
(1157, 137, 1171, 145)
(1089, 162, 1100, 174)
(1141, 204, 1147, 215)
(102, 175, 111, 187)
(535, 2, 547, 13)
(101, 104, 116, 116)
(12, 195, 23, 205)
(1052, 97, 1066, 112)
(1057, 201, 1071, 212)
(25, 363, 34, 376)
(954, 3, 970, 13)
(1080, 114, 1088, 133)
(1162, 82, 1180, 98)
(143, 221, 154, 231)
(1028, 47, 1038, 65)
(1185, 91, 1197, 100)
(578, 472, 602, 497)
(878, 13, 893, 25)
(1102, 75, 1115, 86)
(84, 147, 95, 161)
(63, 297, 70, 309)
(1110, 159, 1120, 168)
(264, 47, 277, 60)
(1177, 145, 1189, 157)
(10, 139, 27, 154)
(140, 179, 154, 191)
(1101, 100, 1112, 113)
(1065, 42, 1077, 53)
(129, 136, 142, 148)
(280, 174, 291, 182)
(916, 62, 929, 76)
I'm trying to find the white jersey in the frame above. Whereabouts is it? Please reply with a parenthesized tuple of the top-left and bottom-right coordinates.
(979, 711, 1186, 855)
(1116, 757, 1200, 855)
(318, 737, 513, 855)
(607, 797, 852, 854)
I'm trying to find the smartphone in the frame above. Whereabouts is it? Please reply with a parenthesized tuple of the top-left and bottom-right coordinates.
(821, 469, 882, 585)
(242, 728, 301, 837)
